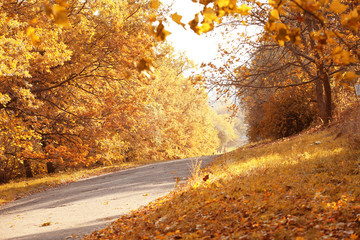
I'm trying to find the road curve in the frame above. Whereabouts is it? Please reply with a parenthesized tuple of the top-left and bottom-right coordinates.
(0, 156, 216, 240)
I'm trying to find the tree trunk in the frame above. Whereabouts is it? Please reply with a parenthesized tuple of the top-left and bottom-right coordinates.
(306, 17, 332, 125)
(23, 159, 34, 178)
(46, 162, 56, 174)
(315, 74, 332, 125)
(323, 74, 332, 124)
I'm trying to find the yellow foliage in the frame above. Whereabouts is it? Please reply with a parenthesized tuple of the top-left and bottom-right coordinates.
(0, 0, 170, 181)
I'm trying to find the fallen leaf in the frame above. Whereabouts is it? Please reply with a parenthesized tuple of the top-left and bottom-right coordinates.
(41, 222, 51, 227)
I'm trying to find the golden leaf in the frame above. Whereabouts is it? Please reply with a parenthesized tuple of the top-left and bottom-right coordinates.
(192, 182, 200, 189)
(329, 0, 347, 14)
(41, 222, 51, 227)
(269, 0, 281, 8)
(136, 58, 153, 72)
(56, 0, 69, 7)
(148, 14, 157, 23)
(319, 0, 330, 5)
(203, 8, 219, 23)
(151, 21, 171, 41)
(26, 26, 36, 36)
(238, 4, 252, 15)
(332, 47, 357, 65)
(44, 3, 53, 16)
(342, 71, 359, 83)
(270, 9, 280, 19)
(273, 23, 290, 46)
(199, 22, 213, 34)
(45, 2, 70, 27)
(332, 46, 343, 55)
(30, 18, 38, 25)
(150, 0, 161, 9)
(26, 26, 40, 46)
(171, 13, 186, 29)
(52, 4, 70, 27)
(189, 14, 200, 34)
(217, 0, 230, 8)
(341, 8, 360, 31)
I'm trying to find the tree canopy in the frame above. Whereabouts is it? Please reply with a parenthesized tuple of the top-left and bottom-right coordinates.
(0, 0, 220, 183)
(151, 0, 359, 125)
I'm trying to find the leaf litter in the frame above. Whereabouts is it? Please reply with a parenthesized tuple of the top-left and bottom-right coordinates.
(84, 119, 360, 239)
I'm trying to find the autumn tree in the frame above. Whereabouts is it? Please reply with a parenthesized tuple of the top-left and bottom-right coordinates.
(0, 0, 222, 182)
(151, 0, 359, 127)
(0, 0, 156, 182)
(223, 43, 317, 140)
(133, 45, 219, 160)
(200, 0, 358, 126)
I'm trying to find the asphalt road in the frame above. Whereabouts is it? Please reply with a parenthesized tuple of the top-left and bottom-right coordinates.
(0, 156, 216, 240)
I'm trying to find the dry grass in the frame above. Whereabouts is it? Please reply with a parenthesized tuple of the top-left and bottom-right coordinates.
(85, 104, 360, 239)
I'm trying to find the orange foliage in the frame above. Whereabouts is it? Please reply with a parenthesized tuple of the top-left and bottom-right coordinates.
(0, 1, 219, 182)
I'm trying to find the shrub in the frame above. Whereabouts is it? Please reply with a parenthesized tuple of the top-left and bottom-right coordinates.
(246, 88, 316, 141)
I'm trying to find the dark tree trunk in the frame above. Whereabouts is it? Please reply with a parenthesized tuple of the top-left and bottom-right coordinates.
(46, 162, 56, 174)
(323, 74, 332, 124)
(315, 70, 332, 125)
(306, 17, 332, 125)
(23, 160, 34, 178)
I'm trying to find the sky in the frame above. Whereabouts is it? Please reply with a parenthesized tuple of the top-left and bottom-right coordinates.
(163, 0, 222, 65)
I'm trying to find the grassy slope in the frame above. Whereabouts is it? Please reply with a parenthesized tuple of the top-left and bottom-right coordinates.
(85, 108, 360, 239)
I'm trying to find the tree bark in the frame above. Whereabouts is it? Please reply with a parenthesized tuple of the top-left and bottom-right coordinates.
(322, 74, 332, 124)
(46, 162, 56, 174)
(306, 16, 332, 125)
(23, 160, 34, 178)
(315, 67, 332, 125)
